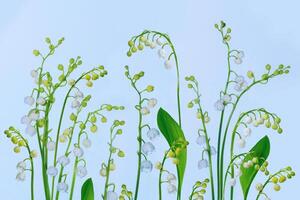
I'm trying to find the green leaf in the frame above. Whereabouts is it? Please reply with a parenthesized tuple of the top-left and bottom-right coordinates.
(240, 136, 270, 199)
(157, 108, 187, 194)
(81, 178, 94, 200)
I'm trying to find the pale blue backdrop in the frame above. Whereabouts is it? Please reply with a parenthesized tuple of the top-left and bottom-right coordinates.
(0, 0, 299, 199)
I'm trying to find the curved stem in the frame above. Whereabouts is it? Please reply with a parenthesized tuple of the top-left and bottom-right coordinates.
(158, 152, 168, 200)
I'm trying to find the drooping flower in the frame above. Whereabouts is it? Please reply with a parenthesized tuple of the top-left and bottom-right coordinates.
(47, 166, 58, 177)
(196, 135, 206, 146)
(107, 191, 118, 200)
(158, 49, 166, 59)
(57, 182, 68, 192)
(167, 183, 177, 194)
(222, 94, 232, 103)
(57, 155, 70, 167)
(147, 98, 157, 108)
(24, 96, 35, 106)
(100, 168, 107, 177)
(75, 90, 84, 99)
(21, 115, 31, 125)
(198, 159, 209, 170)
(47, 141, 56, 151)
(164, 60, 173, 69)
(142, 142, 155, 155)
(146, 128, 160, 140)
(16, 171, 26, 181)
(166, 173, 176, 183)
(30, 70, 38, 78)
(71, 100, 81, 109)
(244, 116, 253, 124)
(76, 166, 87, 178)
(141, 160, 153, 173)
(28, 111, 40, 121)
(210, 146, 217, 156)
(229, 178, 236, 187)
(25, 125, 36, 136)
(243, 127, 252, 137)
(73, 147, 84, 158)
(36, 97, 46, 105)
(214, 100, 225, 111)
(237, 138, 246, 148)
(141, 107, 150, 115)
(82, 138, 92, 148)
(16, 161, 26, 171)
(156, 38, 163, 46)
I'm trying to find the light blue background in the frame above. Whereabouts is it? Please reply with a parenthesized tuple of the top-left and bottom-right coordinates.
(0, 0, 299, 199)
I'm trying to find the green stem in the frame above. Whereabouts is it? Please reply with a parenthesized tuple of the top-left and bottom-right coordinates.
(158, 152, 168, 200)
(103, 148, 113, 199)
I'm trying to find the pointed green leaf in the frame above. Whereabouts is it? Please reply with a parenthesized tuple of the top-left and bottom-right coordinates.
(240, 136, 270, 199)
(81, 178, 94, 200)
(157, 108, 187, 193)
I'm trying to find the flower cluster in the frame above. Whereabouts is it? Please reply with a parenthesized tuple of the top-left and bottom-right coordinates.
(255, 166, 296, 199)
(119, 184, 133, 200)
(100, 120, 126, 199)
(127, 31, 176, 70)
(189, 179, 210, 200)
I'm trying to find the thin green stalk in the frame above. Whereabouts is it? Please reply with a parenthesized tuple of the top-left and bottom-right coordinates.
(134, 92, 142, 200)
(255, 171, 282, 200)
(103, 140, 113, 199)
(158, 152, 168, 200)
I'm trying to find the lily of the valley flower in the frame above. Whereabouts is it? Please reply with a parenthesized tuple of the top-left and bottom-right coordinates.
(141, 160, 153, 173)
(47, 166, 58, 177)
(76, 166, 87, 178)
(198, 159, 209, 170)
(57, 182, 68, 192)
(57, 155, 70, 167)
(142, 142, 155, 155)
(146, 128, 160, 140)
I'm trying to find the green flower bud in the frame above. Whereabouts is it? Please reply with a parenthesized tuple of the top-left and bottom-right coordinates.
(146, 85, 154, 92)
(138, 43, 144, 50)
(275, 117, 281, 124)
(262, 74, 269, 80)
(90, 125, 98, 133)
(128, 40, 134, 47)
(70, 113, 77, 121)
(272, 123, 278, 130)
(33, 50, 40, 56)
(79, 123, 86, 130)
(127, 51, 132, 57)
(86, 81, 93, 87)
(131, 46, 137, 53)
(116, 129, 123, 135)
(271, 177, 278, 183)
(273, 184, 281, 191)
(187, 102, 194, 108)
(45, 37, 51, 44)
(187, 83, 193, 88)
(14, 146, 21, 153)
(279, 176, 286, 183)
(57, 64, 64, 71)
(11, 136, 18, 144)
(118, 150, 125, 157)
(101, 117, 107, 123)
(18, 140, 26, 147)
(265, 64, 271, 71)
(90, 116, 97, 123)
(265, 120, 271, 128)
(247, 71, 254, 79)
(277, 128, 283, 134)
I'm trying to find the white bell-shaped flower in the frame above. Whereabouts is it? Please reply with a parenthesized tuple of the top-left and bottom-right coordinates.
(237, 138, 246, 148)
(142, 142, 155, 155)
(141, 107, 150, 115)
(21, 115, 31, 125)
(222, 94, 232, 103)
(37, 97, 46, 105)
(100, 168, 107, 177)
(24, 96, 35, 106)
(235, 76, 245, 84)
(26, 125, 36, 136)
(30, 70, 38, 78)
(107, 191, 118, 200)
(214, 100, 225, 111)
(28, 111, 40, 121)
(167, 183, 177, 193)
(156, 38, 163, 46)
(71, 100, 81, 109)
(73, 147, 84, 158)
(234, 57, 243, 64)
(57, 155, 70, 167)
(166, 173, 176, 183)
(164, 60, 173, 69)
(158, 49, 166, 59)
(82, 138, 92, 148)
(147, 128, 160, 140)
(243, 127, 252, 137)
(147, 98, 157, 108)
(47, 166, 58, 177)
(47, 141, 56, 151)
(57, 182, 68, 192)
(150, 42, 157, 49)
(198, 159, 209, 170)
(229, 178, 236, 187)
(75, 90, 84, 98)
(16, 161, 26, 171)
(196, 135, 206, 146)
(244, 116, 253, 124)
(210, 146, 217, 156)
(76, 166, 87, 178)
(16, 171, 26, 181)
(141, 160, 153, 173)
